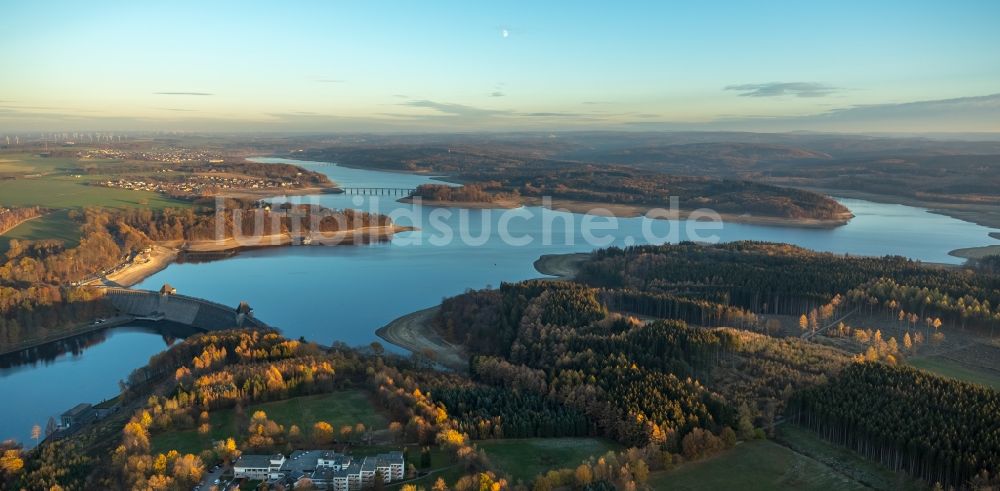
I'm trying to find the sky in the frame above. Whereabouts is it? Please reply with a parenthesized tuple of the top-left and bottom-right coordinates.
(1, 0, 999, 133)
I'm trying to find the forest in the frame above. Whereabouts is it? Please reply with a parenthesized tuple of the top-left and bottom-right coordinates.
(426, 242, 1000, 488)
(790, 362, 1000, 488)
(410, 183, 512, 203)
(576, 242, 1000, 332)
(404, 165, 849, 220)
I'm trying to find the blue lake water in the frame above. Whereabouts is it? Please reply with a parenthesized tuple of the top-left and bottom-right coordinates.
(2, 157, 997, 444)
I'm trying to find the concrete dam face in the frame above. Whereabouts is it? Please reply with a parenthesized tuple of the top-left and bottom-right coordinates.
(104, 288, 267, 331)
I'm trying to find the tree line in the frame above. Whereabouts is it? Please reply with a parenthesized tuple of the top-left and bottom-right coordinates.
(789, 362, 1000, 488)
(577, 242, 1000, 334)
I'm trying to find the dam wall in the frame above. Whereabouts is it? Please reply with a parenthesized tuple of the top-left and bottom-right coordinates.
(104, 288, 267, 331)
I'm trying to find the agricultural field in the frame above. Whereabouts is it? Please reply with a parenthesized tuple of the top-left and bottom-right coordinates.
(909, 355, 1000, 390)
(649, 438, 867, 491)
(0, 175, 183, 210)
(0, 152, 188, 249)
(650, 426, 924, 491)
(149, 390, 386, 455)
(772, 425, 924, 490)
(0, 209, 80, 253)
(477, 437, 622, 484)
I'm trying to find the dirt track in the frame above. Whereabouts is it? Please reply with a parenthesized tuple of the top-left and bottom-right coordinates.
(376, 306, 467, 371)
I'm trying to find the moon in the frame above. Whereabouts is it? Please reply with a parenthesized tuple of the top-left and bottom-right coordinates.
(501, 29, 509, 39)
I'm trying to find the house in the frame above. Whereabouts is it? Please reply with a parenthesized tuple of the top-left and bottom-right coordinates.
(60, 403, 94, 428)
(234, 454, 286, 480)
(92, 398, 121, 419)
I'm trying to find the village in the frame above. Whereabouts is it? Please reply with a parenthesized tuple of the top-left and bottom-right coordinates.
(81, 148, 231, 164)
(99, 174, 302, 196)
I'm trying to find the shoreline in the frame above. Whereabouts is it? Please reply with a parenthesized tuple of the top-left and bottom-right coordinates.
(531, 198, 854, 229)
(376, 253, 590, 366)
(87, 224, 412, 288)
(273, 156, 855, 229)
(796, 186, 1000, 230)
(397, 197, 521, 209)
(181, 224, 412, 252)
(397, 196, 853, 229)
(949, 245, 1000, 261)
(375, 306, 467, 371)
(947, 230, 1000, 261)
(217, 184, 342, 200)
(533, 253, 589, 280)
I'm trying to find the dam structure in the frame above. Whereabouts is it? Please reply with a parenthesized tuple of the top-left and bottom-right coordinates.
(0, 286, 268, 358)
(103, 286, 268, 331)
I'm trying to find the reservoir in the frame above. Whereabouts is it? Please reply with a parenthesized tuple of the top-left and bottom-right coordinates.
(2, 157, 997, 444)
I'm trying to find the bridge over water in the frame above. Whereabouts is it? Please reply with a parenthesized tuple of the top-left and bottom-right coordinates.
(340, 187, 415, 196)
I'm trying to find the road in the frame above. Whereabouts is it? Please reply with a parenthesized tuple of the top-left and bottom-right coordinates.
(197, 465, 227, 490)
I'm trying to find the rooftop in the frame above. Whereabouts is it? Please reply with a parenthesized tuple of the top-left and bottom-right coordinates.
(61, 403, 93, 417)
(234, 454, 273, 468)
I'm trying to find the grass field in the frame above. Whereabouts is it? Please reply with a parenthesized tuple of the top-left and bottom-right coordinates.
(773, 426, 924, 490)
(0, 176, 183, 210)
(0, 152, 188, 247)
(477, 438, 622, 483)
(150, 390, 387, 455)
(0, 210, 81, 252)
(151, 410, 237, 455)
(909, 356, 1000, 390)
(649, 439, 868, 491)
(650, 427, 924, 491)
(249, 391, 388, 432)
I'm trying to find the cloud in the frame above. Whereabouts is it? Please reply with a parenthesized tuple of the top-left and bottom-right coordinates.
(401, 99, 510, 118)
(317, 79, 345, 83)
(153, 92, 213, 96)
(490, 91, 505, 97)
(4, 93, 996, 134)
(523, 112, 580, 117)
(724, 82, 840, 98)
(626, 93, 1000, 132)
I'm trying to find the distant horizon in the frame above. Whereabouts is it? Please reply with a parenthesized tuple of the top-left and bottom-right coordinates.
(4, 128, 1000, 143)
(2, 1, 999, 133)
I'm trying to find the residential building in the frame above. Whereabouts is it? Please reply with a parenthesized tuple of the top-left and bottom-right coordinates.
(281, 450, 405, 490)
(233, 454, 286, 480)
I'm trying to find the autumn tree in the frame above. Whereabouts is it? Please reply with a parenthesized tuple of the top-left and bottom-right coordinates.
(0, 449, 23, 476)
(574, 464, 593, 487)
(313, 421, 334, 445)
